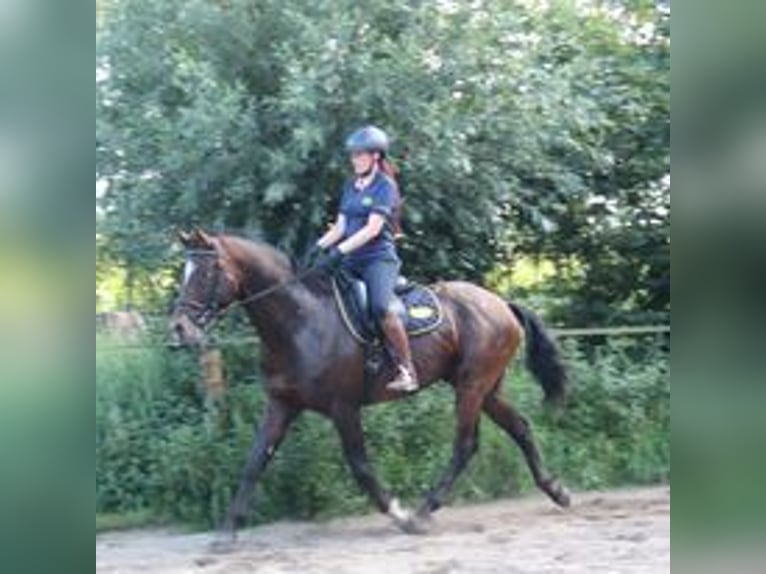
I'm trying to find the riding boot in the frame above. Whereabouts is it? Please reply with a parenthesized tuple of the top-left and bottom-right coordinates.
(380, 311, 419, 392)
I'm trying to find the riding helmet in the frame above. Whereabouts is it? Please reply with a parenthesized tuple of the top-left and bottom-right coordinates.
(345, 125, 390, 155)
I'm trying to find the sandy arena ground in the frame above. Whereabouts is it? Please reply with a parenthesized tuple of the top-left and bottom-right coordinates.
(97, 486, 670, 574)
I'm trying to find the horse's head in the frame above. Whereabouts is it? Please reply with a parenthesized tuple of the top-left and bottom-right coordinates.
(168, 230, 240, 348)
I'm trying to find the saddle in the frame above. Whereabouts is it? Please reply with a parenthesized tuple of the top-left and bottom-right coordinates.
(332, 269, 443, 344)
(330, 270, 442, 399)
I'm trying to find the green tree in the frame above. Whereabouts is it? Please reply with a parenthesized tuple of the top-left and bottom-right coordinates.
(97, 0, 669, 322)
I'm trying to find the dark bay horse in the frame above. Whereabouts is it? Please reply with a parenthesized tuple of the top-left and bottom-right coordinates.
(169, 230, 571, 539)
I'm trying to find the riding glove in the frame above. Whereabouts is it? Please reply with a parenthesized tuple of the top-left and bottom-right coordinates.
(302, 243, 322, 268)
(316, 246, 344, 271)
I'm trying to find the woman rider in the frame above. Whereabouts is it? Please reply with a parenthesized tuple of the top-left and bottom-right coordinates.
(312, 125, 418, 393)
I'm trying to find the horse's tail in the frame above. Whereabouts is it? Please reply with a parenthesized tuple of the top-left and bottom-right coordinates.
(508, 302, 569, 405)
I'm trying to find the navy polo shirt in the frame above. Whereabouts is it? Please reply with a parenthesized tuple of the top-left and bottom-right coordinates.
(339, 170, 399, 264)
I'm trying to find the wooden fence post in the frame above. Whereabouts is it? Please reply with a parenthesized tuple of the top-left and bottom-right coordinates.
(199, 347, 226, 398)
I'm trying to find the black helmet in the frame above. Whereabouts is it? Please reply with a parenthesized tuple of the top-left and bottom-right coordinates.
(345, 125, 390, 154)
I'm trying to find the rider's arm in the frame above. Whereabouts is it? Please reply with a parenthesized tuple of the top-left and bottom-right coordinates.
(317, 215, 346, 249)
(338, 181, 393, 254)
(337, 214, 385, 254)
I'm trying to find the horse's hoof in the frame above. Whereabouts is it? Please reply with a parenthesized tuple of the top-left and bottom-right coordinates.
(208, 535, 237, 554)
(392, 511, 432, 535)
(400, 514, 432, 535)
(388, 498, 426, 535)
(549, 480, 572, 508)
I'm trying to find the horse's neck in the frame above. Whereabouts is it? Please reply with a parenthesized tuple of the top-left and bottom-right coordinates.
(235, 253, 310, 350)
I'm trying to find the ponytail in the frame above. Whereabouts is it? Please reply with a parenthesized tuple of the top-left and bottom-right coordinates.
(377, 157, 404, 238)
(378, 157, 398, 182)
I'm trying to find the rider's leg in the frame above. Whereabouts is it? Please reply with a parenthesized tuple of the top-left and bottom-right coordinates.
(364, 258, 419, 392)
(380, 310, 419, 392)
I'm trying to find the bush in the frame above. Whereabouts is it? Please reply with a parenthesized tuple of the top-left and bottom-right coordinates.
(96, 335, 669, 528)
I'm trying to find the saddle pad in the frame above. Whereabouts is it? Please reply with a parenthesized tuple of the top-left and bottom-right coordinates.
(332, 278, 443, 344)
(400, 285, 443, 335)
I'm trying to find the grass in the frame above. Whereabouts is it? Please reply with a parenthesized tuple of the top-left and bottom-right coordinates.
(96, 510, 158, 533)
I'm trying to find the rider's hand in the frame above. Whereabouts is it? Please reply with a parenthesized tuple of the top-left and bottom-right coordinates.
(302, 243, 322, 268)
(315, 246, 344, 271)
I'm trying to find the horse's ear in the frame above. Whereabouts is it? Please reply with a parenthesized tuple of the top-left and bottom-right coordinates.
(288, 253, 299, 272)
(196, 229, 214, 248)
(189, 228, 214, 249)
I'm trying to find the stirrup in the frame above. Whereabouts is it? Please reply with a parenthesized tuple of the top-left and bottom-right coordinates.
(386, 365, 419, 392)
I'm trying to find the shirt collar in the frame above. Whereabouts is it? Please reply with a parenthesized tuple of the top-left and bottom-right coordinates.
(354, 167, 378, 191)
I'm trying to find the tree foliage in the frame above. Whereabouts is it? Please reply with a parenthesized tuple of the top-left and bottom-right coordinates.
(97, 0, 669, 323)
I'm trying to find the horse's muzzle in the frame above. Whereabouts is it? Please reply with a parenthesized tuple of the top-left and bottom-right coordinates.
(167, 312, 206, 349)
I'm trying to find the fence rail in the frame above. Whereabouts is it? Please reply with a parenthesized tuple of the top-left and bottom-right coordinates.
(96, 325, 670, 353)
(551, 325, 670, 338)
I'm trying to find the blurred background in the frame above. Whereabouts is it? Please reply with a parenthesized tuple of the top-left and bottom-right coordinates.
(672, 0, 766, 568)
(95, 0, 671, 536)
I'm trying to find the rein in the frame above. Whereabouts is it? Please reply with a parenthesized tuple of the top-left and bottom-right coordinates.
(235, 265, 320, 307)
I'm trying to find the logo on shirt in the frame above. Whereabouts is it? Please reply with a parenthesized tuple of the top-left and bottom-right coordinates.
(361, 196, 373, 207)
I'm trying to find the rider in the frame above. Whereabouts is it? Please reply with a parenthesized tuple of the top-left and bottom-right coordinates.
(312, 125, 418, 393)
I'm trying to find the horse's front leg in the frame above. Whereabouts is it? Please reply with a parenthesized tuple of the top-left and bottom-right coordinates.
(330, 402, 411, 529)
(218, 398, 300, 545)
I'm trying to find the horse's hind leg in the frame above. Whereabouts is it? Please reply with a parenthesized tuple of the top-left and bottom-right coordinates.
(483, 392, 571, 508)
(414, 387, 485, 522)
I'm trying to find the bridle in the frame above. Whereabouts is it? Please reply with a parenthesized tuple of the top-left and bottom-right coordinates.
(176, 248, 320, 330)
(176, 249, 226, 329)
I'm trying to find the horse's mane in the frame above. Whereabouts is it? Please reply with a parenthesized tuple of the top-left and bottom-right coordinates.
(218, 232, 334, 297)
(299, 268, 334, 297)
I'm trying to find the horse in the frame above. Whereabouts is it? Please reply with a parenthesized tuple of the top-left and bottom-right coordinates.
(168, 229, 572, 541)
